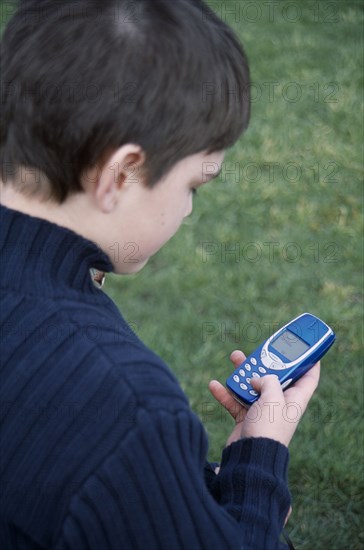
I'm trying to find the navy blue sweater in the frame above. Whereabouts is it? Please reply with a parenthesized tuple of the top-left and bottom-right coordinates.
(0, 204, 290, 549)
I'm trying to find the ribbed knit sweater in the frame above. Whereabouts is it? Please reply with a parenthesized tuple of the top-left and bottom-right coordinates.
(0, 203, 290, 549)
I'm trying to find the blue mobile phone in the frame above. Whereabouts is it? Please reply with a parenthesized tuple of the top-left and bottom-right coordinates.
(226, 313, 335, 408)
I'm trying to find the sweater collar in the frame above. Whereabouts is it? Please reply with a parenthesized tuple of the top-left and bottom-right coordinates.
(0, 203, 114, 294)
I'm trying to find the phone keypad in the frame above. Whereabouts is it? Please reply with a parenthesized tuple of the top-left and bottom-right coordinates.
(231, 353, 294, 404)
(230, 355, 266, 400)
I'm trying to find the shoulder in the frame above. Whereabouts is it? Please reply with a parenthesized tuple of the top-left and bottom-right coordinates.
(61, 291, 189, 412)
(2, 285, 188, 411)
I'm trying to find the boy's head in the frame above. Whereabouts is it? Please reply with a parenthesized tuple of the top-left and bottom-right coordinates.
(0, 0, 250, 274)
(1, 0, 250, 203)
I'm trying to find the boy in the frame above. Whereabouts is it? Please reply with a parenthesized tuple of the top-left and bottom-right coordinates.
(0, 1, 319, 548)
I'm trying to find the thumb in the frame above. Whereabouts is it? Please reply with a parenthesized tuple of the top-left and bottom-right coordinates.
(208, 380, 246, 422)
(251, 374, 284, 402)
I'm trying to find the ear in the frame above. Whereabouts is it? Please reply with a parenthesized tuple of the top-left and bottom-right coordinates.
(93, 144, 146, 213)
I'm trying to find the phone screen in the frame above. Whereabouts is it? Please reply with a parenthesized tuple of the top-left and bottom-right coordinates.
(271, 330, 310, 361)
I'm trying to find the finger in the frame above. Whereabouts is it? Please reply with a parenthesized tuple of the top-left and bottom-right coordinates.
(284, 361, 321, 406)
(230, 350, 246, 368)
(209, 380, 245, 421)
(250, 374, 284, 402)
(291, 361, 320, 392)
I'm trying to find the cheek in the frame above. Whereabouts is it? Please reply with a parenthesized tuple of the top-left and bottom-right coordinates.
(137, 193, 191, 258)
(185, 194, 193, 216)
(156, 203, 188, 243)
(161, 196, 191, 227)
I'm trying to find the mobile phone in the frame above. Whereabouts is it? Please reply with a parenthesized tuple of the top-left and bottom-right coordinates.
(226, 313, 335, 407)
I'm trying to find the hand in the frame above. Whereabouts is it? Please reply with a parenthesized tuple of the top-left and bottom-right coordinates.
(209, 350, 320, 448)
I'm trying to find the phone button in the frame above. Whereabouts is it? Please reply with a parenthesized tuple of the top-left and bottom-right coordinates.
(239, 369, 245, 377)
(246, 377, 251, 384)
(258, 366, 267, 373)
(249, 390, 258, 396)
(240, 383, 247, 390)
(252, 372, 260, 378)
(251, 357, 257, 366)
(245, 363, 251, 371)
(270, 362, 284, 370)
(233, 375, 239, 383)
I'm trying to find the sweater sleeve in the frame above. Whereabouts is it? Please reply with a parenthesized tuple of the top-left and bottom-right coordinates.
(203, 460, 219, 498)
(55, 408, 290, 550)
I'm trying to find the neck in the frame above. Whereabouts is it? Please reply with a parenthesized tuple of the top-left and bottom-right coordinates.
(0, 201, 114, 295)
(0, 181, 146, 276)
(1, 182, 85, 232)
(0, 184, 114, 281)
(0, 182, 113, 263)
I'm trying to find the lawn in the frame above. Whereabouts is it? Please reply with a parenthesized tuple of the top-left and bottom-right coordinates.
(106, 2, 363, 547)
(1, 1, 363, 548)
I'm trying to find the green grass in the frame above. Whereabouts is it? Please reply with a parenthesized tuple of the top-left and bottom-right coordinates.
(106, 2, 363, 548)
(2, 1, 363, 548)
